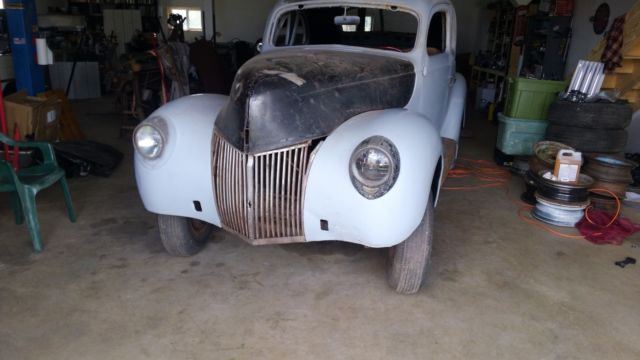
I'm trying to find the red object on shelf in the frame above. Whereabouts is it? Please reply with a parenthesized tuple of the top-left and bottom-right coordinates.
(512, 6, 529, 42)
(554, 0, 574, 17)
(149, 48, 169, 105)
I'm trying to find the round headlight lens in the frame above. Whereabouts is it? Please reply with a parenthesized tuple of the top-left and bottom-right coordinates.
(350, 136, 400, 199)
(353, 148, 392, 187)
(134, 124, 164, 159)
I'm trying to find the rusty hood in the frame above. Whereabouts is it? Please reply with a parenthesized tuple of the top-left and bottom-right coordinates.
(214, 49, 416, 154)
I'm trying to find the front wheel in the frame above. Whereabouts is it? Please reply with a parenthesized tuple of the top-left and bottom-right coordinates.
(158, 215, 214, 256)
(387, 195, 434, 294)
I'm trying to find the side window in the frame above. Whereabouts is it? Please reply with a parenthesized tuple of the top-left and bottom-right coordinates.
(427, 11, 447, 55)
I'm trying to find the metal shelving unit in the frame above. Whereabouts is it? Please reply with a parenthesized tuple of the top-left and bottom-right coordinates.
(66, 0, 160, 33)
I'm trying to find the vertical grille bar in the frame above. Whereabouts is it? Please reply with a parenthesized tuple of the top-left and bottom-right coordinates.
(213, 134, 310, 242)
(283, 150, 290, 237)
(246, 155, 255, 239)
(221, 139, 231, 229)
(268, 153, 275, 238)
(275, 152, 281, 238)
(297, 146, 308, 235)
(290, 148, 299, 237)
(258, 154, 265, 238)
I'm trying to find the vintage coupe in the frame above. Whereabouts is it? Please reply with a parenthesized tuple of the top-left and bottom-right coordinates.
(134, 0, 466, 294)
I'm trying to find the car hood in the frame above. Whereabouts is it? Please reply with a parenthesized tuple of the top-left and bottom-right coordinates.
(214, 49, 415, 154)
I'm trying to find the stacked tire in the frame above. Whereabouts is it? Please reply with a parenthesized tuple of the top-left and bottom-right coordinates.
(545, 101, 633, 154)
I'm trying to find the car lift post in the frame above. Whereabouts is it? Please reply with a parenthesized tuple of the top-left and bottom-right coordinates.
(4, 0, 45, 96)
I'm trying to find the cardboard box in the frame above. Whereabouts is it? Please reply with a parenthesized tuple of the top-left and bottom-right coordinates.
(4, 91, 61, 142)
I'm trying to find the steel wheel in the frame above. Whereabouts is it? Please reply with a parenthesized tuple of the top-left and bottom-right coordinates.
(158, 215, 214, 257)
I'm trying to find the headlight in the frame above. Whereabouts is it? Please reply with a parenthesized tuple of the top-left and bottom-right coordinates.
(134, 123, 164, 159)
(349, 136, 400, 199)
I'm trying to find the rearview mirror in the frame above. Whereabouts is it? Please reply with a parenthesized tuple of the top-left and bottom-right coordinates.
(334, 15, 361, 26)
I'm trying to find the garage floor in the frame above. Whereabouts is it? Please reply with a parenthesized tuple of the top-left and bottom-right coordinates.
(1, 97, 640, 359)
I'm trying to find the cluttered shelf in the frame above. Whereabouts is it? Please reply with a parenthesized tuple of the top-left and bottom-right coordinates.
(470, 66, 507, 107)
(471, 1, 574, 110)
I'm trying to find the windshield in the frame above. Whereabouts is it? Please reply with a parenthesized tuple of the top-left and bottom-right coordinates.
(272, 6, 418, 52)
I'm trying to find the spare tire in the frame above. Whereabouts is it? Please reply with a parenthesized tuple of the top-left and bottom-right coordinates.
(545, 125, 628, 153)
(547, 101, 633, 129)
(583, 155, 636, 183)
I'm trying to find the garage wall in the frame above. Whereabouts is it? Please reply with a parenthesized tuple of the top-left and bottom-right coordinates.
(565, 0, 636, 76)
(156, 0, 274, 43)
(214, 0, 277, 42)
(36, 0, 66, 14)
(158, 0, 212, 42)
(450, 0, 484, 54)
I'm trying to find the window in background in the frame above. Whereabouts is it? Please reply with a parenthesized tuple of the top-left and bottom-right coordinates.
(341, 25, 356, 32)
(427, 11, 447, 54)
(364, 16, 373, 32)
(341, 15, 373, 32)
(168, 7, 203, 31)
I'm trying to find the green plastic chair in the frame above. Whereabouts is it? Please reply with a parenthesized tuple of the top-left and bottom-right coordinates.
(0, 133, 76, 252)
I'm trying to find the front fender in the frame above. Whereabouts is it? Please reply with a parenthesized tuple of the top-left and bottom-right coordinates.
(440, 73, 467, 141)
(303, 109, 442, 248)
(134, 94, 228, 226)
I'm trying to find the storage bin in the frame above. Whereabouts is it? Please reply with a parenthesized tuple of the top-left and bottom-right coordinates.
(496, 113, 548, 155)
(504, 77, 567, 120)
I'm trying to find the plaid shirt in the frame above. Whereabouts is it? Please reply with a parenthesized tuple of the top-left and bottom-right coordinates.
(602, 15, 626, 72)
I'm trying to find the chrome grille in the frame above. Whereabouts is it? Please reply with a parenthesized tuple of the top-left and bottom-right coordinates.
(212, 134, 310, 243)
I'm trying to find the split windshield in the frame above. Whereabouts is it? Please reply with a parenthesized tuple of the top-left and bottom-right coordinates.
(272, 6, 418, 52)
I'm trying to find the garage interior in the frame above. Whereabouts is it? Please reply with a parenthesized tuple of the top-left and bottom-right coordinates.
(1, 0, 640, 358)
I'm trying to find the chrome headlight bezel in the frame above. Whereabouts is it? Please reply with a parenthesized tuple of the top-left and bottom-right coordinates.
(133, 118, 167, 160)
(349, 136, 400, 200)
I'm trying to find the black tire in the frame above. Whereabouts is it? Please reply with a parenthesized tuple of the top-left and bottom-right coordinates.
(547, 101, 632, 129)
(545, 125, 628, 153)
(387, 195, 434, 294)
(157, 215, 214, 256)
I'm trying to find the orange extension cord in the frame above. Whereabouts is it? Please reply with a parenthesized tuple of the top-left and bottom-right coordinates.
(442, 158, 622, 240)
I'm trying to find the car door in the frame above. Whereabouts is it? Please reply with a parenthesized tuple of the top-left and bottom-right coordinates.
(421, 5, 455, 130)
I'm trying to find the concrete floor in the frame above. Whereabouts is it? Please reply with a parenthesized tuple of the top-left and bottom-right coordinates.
(1, 97, 640, 359)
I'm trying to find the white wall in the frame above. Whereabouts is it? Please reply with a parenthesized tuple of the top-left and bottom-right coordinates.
(565, 0, 636, 76)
